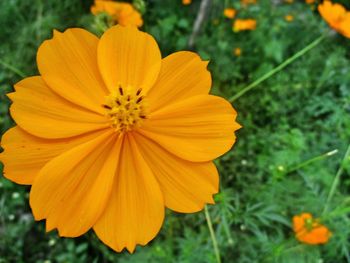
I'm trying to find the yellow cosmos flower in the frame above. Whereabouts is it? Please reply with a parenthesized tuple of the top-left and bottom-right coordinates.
(285, 14, 294, 22)
(241, 0, 257, 6)
(0, 26, 240, 253)
(224, 8, 237, 19)
(318, 1, 350, 39)
(233, 47, 242, 56)
(91, 0, 143, 28)
(233, 19, 257, 32)
(305, 0, 315, 4)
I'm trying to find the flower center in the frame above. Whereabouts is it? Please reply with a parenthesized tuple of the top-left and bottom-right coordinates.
(103, 85, 146, 133)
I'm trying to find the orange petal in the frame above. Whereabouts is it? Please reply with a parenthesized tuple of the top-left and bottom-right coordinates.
(296, 225, 331, 245)
(292, 213, 312, 233)
(0, 126, 108, 185)
(97, 25, 161, 93)
(318, 1, 346, 29)
(29, 130, 119, 237)
(8, 76, 109, 139)
(134, 132, 218, 213)
(94, 134, 164, 253)
(339, 13, 350, 38)
(138, 95, 240, 162)
(147, 51, 211, 112)
(37, 28, 108, 114)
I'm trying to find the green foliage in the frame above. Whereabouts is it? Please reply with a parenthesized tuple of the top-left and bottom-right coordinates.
(1, 0, 350, 262)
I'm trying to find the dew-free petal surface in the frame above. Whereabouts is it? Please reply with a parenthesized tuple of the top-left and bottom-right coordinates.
(37, 28, 108, 114)
(98, 25, 161, 93)
(94, 134, 164, 253)
(9, 76, 109, 139)
(139, 95, 240, 162)
(30, 130, 118, 237)
(134, 132, 218, 213)
(0, 127, 108, 185)
(147, 51, 211, 112)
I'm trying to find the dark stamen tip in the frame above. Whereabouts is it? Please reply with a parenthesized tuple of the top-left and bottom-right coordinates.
(136, 88, 142, 96)
(119, 86, 124, 95)
(102, 104, 112, 109)
(136, 97, 143, 103)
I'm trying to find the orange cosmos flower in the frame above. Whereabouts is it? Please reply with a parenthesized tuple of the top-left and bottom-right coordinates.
(182, 0, 192, 5)
(305, 0, 315, 4)
(318, 1, 350, 38)
(91, 0, 143, 27)
(233, 19, 257, 32)
(293, 213, 332, 245)
(0, 25, 240, 253)
(224, 8, 237, 19)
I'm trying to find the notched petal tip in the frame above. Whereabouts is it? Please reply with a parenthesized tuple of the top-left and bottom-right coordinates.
(52, 29, 62, 37)
(6, 92, 15, 101)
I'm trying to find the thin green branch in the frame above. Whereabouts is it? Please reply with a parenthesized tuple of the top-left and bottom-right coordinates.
(322, 143, 350, 215)
(0, 59, 26, 78)
(287, 149, 338, 174)
(204, 205, 221, 263)
(229, 34, 326, 103)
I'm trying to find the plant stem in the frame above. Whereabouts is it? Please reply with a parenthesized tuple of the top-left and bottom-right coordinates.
(322, 143, 350, 215)
(188, 0, 212, 48)
(287, 149, 338, 174)
(228, 34, 326, 103)
(0, 59, 26, 78)
(204, 205, 221, 263)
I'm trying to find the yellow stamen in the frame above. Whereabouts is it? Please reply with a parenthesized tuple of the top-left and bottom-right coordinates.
(103, 85, 147, 133)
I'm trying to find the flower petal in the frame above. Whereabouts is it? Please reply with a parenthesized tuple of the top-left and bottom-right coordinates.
(134, 132, 218, 213)
(0, 126, 108, 185)
(147, 51, 211, 112)
(339, 13, 350, 38)
(139, 95, 240, 162)
(318, 1, 346, 29)
(94, 134, 164, 253)
(29, 130, 119, 237)
(37, 28, 108, 114)
(8, 76, 109, 139)
(98, 25, 161, 93)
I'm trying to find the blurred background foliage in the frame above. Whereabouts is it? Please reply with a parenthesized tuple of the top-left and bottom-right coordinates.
(1, 0, 350, 262)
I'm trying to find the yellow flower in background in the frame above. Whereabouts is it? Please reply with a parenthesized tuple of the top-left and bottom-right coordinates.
(241, 0, 257, 6)
(233, 19, 257, 32)
(285, 0, 294, 3)
(305, 0, 316, 4)
(285, 14, 294, 22)
(0, 25, 240, 253)
(233, 47, 242, 56)
(182, 0, 192, 5)
(91, 0, 143, 27)
(293, 213, 332, 245)
(318, 0, 350, 38)
(224, 8, 237, 19)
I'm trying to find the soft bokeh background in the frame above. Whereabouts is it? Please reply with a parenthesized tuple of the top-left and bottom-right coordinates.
(1, 0, 350, 262)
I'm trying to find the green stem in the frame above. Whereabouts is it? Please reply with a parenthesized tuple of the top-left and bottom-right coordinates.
(322, 143, 350, 215)
(228, 34, 326, 103)
(287, 149, 338, 174)
(204, 205, 221, 263)
(0, 59, 26, 78)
